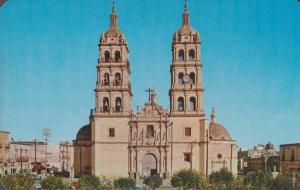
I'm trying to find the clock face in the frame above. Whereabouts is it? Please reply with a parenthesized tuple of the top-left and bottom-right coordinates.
(183, 75, 191, 83)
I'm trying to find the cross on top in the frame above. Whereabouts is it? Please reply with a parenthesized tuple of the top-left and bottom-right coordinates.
(184, 0, 188, 10)
(145, 88, 154, 102)
(112, 0, 116, 12)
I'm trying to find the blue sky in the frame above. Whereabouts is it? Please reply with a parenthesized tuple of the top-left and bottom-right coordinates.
(1, 0, 299, 149)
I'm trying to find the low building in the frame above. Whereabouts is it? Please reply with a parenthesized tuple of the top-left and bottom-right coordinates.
(9, 142, 31, 174)
(280, 143, 300, 173)
(238, 142, 279, 174)
(0, 131, 10, 176)
(1, 133, 74, 176)
(242, 155, 280, 173)
(9, 140, 46, 174)
(59, 141, 74, 176)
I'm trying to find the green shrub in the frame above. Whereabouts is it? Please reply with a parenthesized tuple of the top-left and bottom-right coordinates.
(244, 171, 271, 189)
(114, 177, 136, 190)
(268, 175, 296, 190)
(0, 174, 34, 190)
(209, 168, 234, 187)
(171, 169, 204, 189)
(98, 183, 114, 190)
(143, 175, 163, 190)
(78, 175, 101, 190)
(41, 176, 68, 190)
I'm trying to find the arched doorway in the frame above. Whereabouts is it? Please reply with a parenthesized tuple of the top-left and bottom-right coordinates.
(142, 153, 157, 177)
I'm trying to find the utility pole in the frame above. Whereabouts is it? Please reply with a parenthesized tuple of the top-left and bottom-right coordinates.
(20, 147, 23, 173)
(66, 142, 69, 171)
(34, 139, 37, 174)
(42, 128, 52, 176)
(206, 129, 209, 179)
(264, 151, 269, 173)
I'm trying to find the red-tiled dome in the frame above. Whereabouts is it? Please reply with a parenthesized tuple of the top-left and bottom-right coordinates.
(209, 122, 231, 140)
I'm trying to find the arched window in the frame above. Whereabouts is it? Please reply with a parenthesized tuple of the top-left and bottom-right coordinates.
(104, 51, 110, 62)
(178, 72, 184, 85)
(178, 49, 184, 61)
(103, 97, 109, 112)
(190, 72, 195, 84)
(189, 97, 196, 111)
(146, 125, 154, 138)
(177, 97, 184, 111)
(104, 73, 110, 85)
(115, 97, 122, 112)
(115, 51, 121, 62)
(189, 49, 195, 61)
(115, 73, 121, 85)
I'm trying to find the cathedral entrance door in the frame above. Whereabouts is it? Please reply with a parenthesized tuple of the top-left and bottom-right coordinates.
(142, 153, 157, 177)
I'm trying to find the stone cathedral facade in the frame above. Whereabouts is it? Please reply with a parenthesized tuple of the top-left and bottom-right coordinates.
(73, 3, 238, 179)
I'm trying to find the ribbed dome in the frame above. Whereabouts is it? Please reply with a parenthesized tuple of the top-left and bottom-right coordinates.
(76, 124, 91, 141)
(265, 142, 275, 150)
(176, 25, 198, 36)
(209, 123, 231, 140)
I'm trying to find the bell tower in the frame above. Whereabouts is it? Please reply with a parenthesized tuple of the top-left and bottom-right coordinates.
(169, 1, 204, 116)
(95, 2, 132, 116)
(92, 2, 133, 177)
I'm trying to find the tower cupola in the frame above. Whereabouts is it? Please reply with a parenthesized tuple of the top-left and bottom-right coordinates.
(105, 1, 122, 36)
(173, 1, 200, 43)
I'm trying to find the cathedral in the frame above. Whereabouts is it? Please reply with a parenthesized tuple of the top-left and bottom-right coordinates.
(73, 2, 238, 179)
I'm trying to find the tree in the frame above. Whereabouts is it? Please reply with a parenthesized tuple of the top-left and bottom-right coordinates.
(244, 171, 271, 189)
(114, 177, 136, 190)
(98, 183, 114, 190)
(0, 174, 34, 190)
(209, 168, 234, 187)
(78, 175, 101, 190)
(143, 175, 163, 190)
(269, 175, 297, 190)
(41, 176, 68, 190)
(171, 169, 204, 189)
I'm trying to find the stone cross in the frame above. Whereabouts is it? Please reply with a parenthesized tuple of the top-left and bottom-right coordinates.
(145, 88, 154, 102)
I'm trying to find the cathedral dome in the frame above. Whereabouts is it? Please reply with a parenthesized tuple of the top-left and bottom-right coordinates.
(175, 25, 199, 36)
(209, 107, 231, 140)
(209, 123, 231, 140)
(265, 142, 275, 150)
(76, 124, 91, 141)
